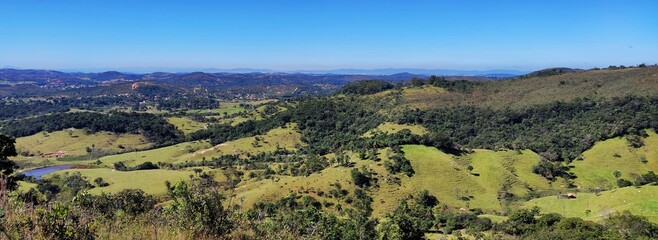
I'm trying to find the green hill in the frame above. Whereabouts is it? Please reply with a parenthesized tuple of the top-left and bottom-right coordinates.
(398, 66, 658, 109)
(94, 124, 301, 167)
(14, 129, 151, 157)
(51, 168, 195, 196)
(570, 130, 658, 189)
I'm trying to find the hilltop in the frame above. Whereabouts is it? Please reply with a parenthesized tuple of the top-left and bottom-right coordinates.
(395, 66, 658, 109)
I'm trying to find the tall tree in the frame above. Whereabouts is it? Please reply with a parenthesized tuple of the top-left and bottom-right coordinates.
(0, 134, 18, 190)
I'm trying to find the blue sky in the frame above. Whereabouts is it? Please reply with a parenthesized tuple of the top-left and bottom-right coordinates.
(0, 0, 656, 72)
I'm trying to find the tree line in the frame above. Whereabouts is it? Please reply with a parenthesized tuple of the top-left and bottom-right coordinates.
(0, 111, 182, 145)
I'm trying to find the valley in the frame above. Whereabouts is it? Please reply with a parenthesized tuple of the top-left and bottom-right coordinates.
(2, 66, 658, 239)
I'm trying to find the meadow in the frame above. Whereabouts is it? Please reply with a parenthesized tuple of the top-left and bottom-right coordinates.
(523, 185, 658, 222)
(49, 168, 194, 195)
(14, 129, 151, 157)
(363, 122, 428, 137)
(166, 116, 207, 134)
(92, 124, 301, 167)
(570, 130, 658, 189)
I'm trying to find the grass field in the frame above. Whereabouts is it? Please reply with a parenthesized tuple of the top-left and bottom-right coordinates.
(523, 185, 658, 222)
(219, 116, 251, 126)
(187, 107, 246, 115)
(230, 145, 558, 217)
(166, 117, 207, 134)
(570, 130, 658, 189)
(400, 85, 455, 109)
(93, 124, 301, 167)
(94, 140, 212, 167)
(50, 168, 194, 196)
(17, 181, 38, 192)
(364, 122, 428, 137)
(15, 129, 151, 157)
(467, 149, 551, 205)
(233, 165, 354, 211)
(185, 100, 277, 115)
(176, 124, 302, 162)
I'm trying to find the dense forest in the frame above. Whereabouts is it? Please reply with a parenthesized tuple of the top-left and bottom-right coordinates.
(399, 96, 658, 161)
(0, 112, 182, 145)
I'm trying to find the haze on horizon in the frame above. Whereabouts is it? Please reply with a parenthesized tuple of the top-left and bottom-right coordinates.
(1, 0, 657, 73)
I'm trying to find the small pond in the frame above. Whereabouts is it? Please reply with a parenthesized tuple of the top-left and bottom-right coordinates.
(21, 164, 75, 180)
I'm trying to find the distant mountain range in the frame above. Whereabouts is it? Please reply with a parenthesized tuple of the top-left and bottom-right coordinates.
(0, 68, 525, 98)
(38, 67, 528, 76)
(0, 68, 522, 86)
(290, 68, 528, 76)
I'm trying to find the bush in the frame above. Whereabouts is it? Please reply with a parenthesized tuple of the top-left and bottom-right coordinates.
(166, 178, 233, 237)
(617, 178, 633, 187)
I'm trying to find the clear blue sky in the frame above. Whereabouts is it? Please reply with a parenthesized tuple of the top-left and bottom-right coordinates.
(1, 0, 656, 72)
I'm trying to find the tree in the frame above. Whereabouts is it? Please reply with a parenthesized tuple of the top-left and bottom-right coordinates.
(351, 168, 371, 188)
(93, 177, 109, 187)
(342, 188, 376, 240)
(503, 209, 538, 235)
(411, 77, 425, 87)
(613, 170, 621, 180)
(415, 189, 438, 208)
(0, 134, 18, 190)
(381, 190, 438, 239)
(166, 178, 233, 237)
(604, 211, 658, 239)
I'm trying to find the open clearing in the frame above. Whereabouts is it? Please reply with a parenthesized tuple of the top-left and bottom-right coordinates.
(364, 122, 428, 137)
(166, 116, 206, 134)
(15, 129, 151, 157)
(95, 140, 212, 167)
(50, 168, 193, 196)
(187, 107, 246, 115)
(177, 124, 302, 162)
(523, 185, 658, 222)
(94, 124, 301, 167)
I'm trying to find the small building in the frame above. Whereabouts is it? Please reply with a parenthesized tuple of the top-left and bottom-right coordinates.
(44, 150, 66, 158)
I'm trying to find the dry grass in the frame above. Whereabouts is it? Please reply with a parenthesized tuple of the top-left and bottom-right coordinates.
(397, 67, 658, 110)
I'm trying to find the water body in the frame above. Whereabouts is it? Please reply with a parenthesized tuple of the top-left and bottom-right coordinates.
(22, 164, 75, 180)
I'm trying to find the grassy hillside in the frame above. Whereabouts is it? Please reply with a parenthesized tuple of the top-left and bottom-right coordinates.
(166, 117, 207, 134)
(398, 67, 658, 109)
(570, 130, 658, 189)
(187, 107, 245, 115)
(229, 142, 657, 221)
(50, 168, 194, 196)
(394, 146, 558, 212)
(524, 185, 658, 222)
(95, 124, 301, 167)
(363, 122, 428, 137)
(219, 116, 251, 126)
(95, 140, 212, 167)
(177, 124, 302, 162)
(234, 164, 354, 211)
(15, 129, 151, 157)
(231, 145, 559, 216)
